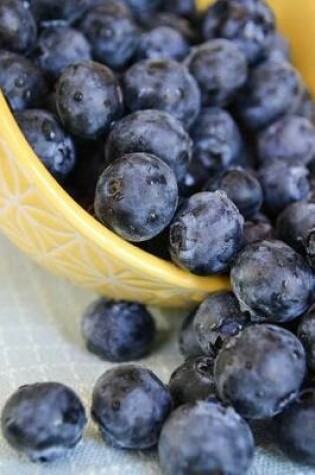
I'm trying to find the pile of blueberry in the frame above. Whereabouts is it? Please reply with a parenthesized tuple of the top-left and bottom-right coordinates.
(2, 0, 315, 473)
(2, 0, 315, 276)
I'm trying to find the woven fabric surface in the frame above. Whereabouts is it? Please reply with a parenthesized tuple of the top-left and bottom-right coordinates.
(0, 233, 313, 475)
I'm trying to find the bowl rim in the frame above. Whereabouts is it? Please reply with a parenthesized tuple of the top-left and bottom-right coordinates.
(0, 92, 229, 294)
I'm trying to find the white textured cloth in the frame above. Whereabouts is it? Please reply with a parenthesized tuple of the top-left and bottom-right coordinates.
(0, 233, 314, 475)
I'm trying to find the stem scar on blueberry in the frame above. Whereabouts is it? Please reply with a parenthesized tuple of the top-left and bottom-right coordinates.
(106, 179, 123, 200)
(73, 91, 83, 102)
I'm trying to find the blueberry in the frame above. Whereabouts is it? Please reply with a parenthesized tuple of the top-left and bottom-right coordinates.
(137, 26, 189, 62)
(35, 25, 92, 81)
(123, 58, 201, 129)
(308, 156, 315, 178)
(28, 0, 66, 21)
(105, 110, 192, 181)
(91, 364, 172, 449)
(124, 0, 163, 21)
(218, 0, 276, 64)
(185, 39, 248, 107)
(169, 356, 217, 407)
(0, 50, 47, 112)
(258, 116, 315, 166)
(296, 89, 315, 123)
(243, 213, 275, 245)
(276, 202, 315, 256)
(297, 305, 315, 371)
(158, 401, 254, 475)
(56, 61, 123, 139)
(0, 0, 37, 54)
(178, 160, 209, 198)
(231, 239, 314, 323)
(307, 230, 315, 269)
(190, 108, 243, 173)
(163, 0, 196, 19)
(215, 324, 307, 419)
(273, 388, 315, 465)
(16, 109, 76, 182)
(202, 0, 227, 41)
(178, 310, 204, 358)
(1, 382, 87, 462)
(79, 3, 139, 70)
(95, 152, 178, 242)
(265, 32, 291, 62)
(194, 291, 249, 356)
(29, 0, 107, 23)
(259, 161, 310, 216)
(237, 59, 303, 129)
(169, 191, 244, 275)
(81, 298, 156, 362)
(143, 12, 199, 44)
(204, 168, 263, 219)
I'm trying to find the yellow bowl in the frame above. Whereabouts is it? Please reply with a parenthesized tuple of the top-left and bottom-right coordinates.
(0, 0, 314, 308)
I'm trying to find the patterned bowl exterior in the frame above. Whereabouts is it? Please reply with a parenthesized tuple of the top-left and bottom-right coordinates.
(0, 0, 314, 308)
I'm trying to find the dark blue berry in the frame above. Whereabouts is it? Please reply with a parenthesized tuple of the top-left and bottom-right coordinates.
(202, 0, 226, 41)
(16, 109, 76, 182)
(276, 202, 315, 256)
(307, 230, 315, 270)
(29, 0, 107, 23)
(79, 3, 139, 70)
(265, 32, 291, 62)
(28, 0, 66, 21)
(231, 239, 314, 323)
(296, 89, 315, 123)
(143, 12, 199, 43)
(185, 39, 248, 107)
(0, 50, 47, 112)
(56, 61, 123, 139)
(273, 388, 315, 465)
(237, 59, 303, 129)
(190, 107, 243, 173)
(169, 356, 217, 407)
(308, 156, 315, 177)
(35, 25, 92, 81)
(204, 167, 263, 219)
(259, 161, 310, 216)
(0, 0, 37, 54)
(163, 0, 196, 19)
(91, 364, 172, 449)
(105, 110, 192, 181)
(123, 58, 201, 129)
(243, 213, 275, 245)
(215, 324, 307, 419)
(81, 298, 156, 362)
(178, 160, 209, 198)
(178, 310, 204, 358)
(124, 0, 163, 21)
(258, 116, 315, 166)
(169, 191, 244, 275)
(95, 152, 178, 242)
(218, 0, 276, 64)
(158, 401, 254, 475)
(194, 291, 249, 356)
(1, 382, 87, 462)
(137, 26, 189, 62)
(297, 305, 315, 371)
